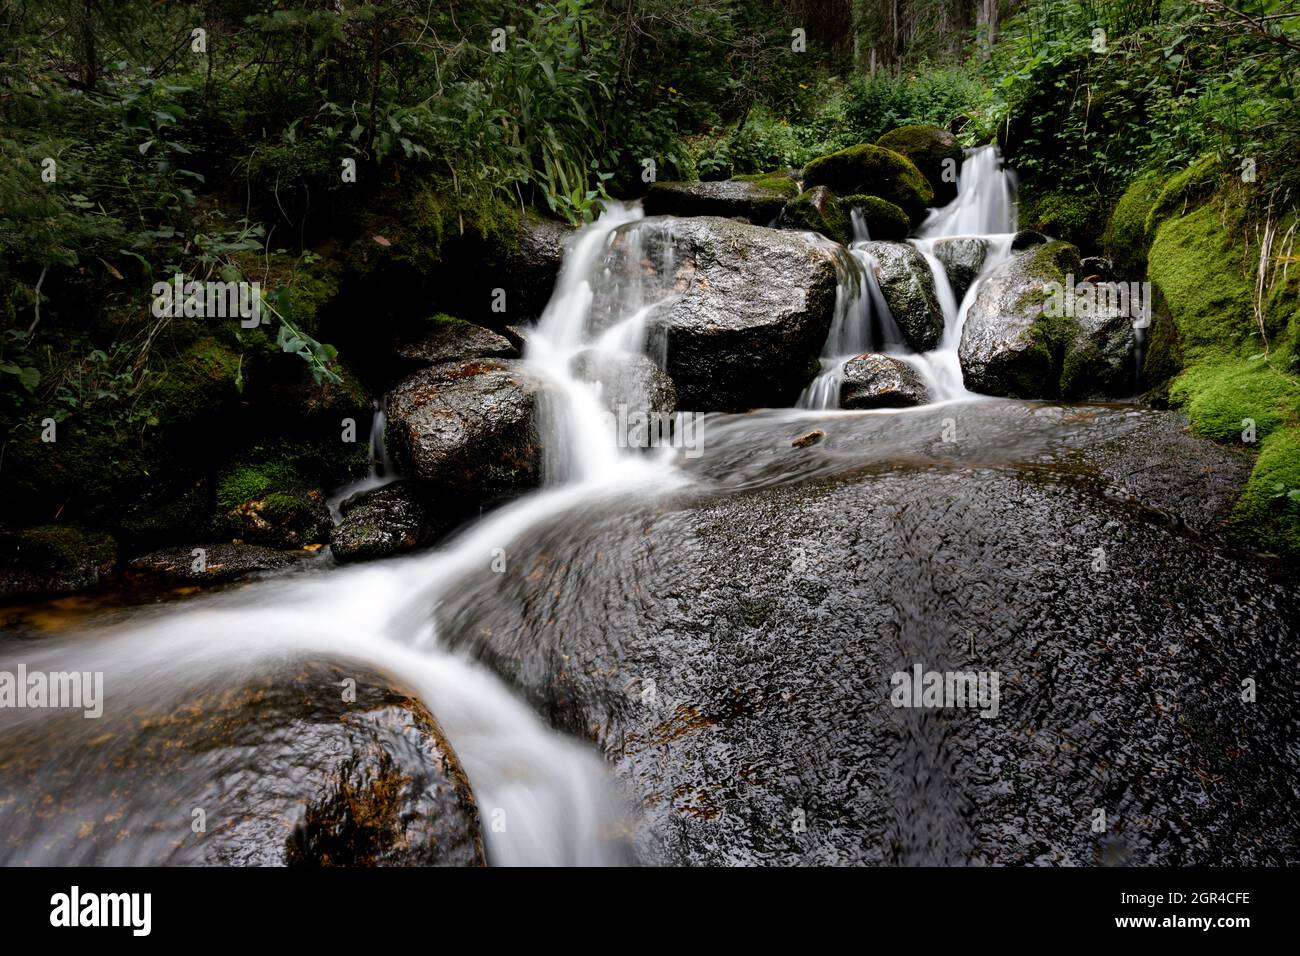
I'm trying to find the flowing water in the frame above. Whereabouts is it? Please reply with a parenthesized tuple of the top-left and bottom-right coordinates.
(6, 146, 1263, 867)
(800, 144, 1018, 408)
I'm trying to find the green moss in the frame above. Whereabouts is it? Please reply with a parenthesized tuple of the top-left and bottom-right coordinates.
(1230, 425, 1300, 557)
(730, 172, 799, 199)
(1170, 359, 1296, 442)
(1147, 202, 1254, 361)
(875, 125, 962, 202)
(782, 186, 851, 245)
(1019, 188, 1104, 251)
(801, 144, 934, 221)
(840, 194, 910, 240)
(1104, 171, 1165, 277)
(1146, 154, 1220, 234)
(10, 525, 117, 572)
(143, 336, 242, 428)
(215, 460, 306, 511)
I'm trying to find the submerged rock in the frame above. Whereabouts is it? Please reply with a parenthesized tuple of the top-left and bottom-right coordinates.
(603, 216, 840, 411)
(931, 237, 988, 303)
(129, 543, 296, 584)
(434, 402, 1296, 866)
(862, 241, 945, 352)
(386, 359, 544, 500)
(0, 663, 485, 865)
(840, 353, 930, 409)
(644, 178, 795, 224)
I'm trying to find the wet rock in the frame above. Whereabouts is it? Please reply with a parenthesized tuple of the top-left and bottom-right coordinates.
(435, 402, 1297, 866)
(512, 213, 575, 320)
(840, 353, 930, 409)
(1012, 229, 1048, 250)
(129, 543, 296, 584)
(876, 125, 964, 206)
(1079, 256, 1116, 282)
(644, 178, 795, 224)
(569, 350, 677, 417)
(862, 241, 945, 352)
(1060, 282, 1141, 399)
(959, 241, 1080, 398)
(394, 314, 516, 367)
(931, 237, 988, 303)
(792, 429, 825, 448)
(386, 359, 544, 500)
(0, 525, 117, 602)
(603, 216, 839, 411)
(841, 195, 911, 241)
(780, 185, 850, 245)
(331, 481, 450, 563)
(0, 663, 485, 866)
(802, 143, 934, 223)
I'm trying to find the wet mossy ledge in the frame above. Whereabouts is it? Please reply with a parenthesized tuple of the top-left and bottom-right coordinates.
(1103, 155, 1300, 558)
(0, 172, 567, 602)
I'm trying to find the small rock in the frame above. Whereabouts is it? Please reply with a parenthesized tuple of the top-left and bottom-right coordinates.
(792, 430, 825, 448)
(840, 354, 931, 409)
(129, 543, 296, 584)
(332, 481, 451, 564)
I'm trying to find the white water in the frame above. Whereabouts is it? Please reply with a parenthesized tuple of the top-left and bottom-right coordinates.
(800, 144, 1020, 408)
(327, 402, 398, 519)
(2, 202, 689, 867)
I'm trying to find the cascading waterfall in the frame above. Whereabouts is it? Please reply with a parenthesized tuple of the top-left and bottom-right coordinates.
(1, 203, 689, 867)
(800, 143, 1019, 408)
(327, 401, 398, 520)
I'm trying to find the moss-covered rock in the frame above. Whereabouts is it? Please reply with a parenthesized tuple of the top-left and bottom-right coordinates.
(0, 525, 117, 601)
(213, 448, 346, 548)
(645, 177, 797, 224)
(1018, 187, 1106, 252)
(1230, 425, 1300, 557)
(876, 125, 963, 205)
(1147, 154, 1221, 235)
(1104, 171, 1165, 278)
(780, 185, 850, 245)
(801, 144, 934, 223)
(839, 194, 911, 240)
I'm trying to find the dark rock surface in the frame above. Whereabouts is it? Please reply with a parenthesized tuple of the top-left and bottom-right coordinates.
(644, 179, 794, 224)
(840, 353, 931, 409)
(931, 236, 988, 303)
(394, 315, 516, 367)
(331, 481, 449, 563)
(433, 401, 1297, 866)
(862, 241, 945, 352)
(0, 662, 485, 866)
(128, 543, 296, 584)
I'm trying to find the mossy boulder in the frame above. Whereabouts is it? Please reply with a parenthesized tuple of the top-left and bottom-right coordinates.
(801, 144, 934, 223)
(876, 125, 963, 205)
(1230, 425, 1300, 558)
(0, 525, 117, 601)
(781, 185, 850, 245)
(840, 194, 911, 240)
(1018, 187, 1105, 252)
(1147, 154, 1221, 235)
(1104, 171, 1165, 278)
(213, 456, 334, 549)
(644, 177, 796, 224)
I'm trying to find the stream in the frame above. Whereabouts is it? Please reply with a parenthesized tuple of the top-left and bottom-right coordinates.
(2, 147, 1296, 867)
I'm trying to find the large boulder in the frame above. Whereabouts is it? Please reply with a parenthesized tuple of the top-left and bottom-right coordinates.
(802, 144, 934, 223)
(385, 359, 544, 500)
(513, 213, 575, 320)
(780, 185, 850, 245)
(840, 353, 931, 409)
(877, 125, 964, 206)
(862, 241, 945, 352)
(0, 662, 485, 865)
(644, 177, 796, 224)
(959, 241, 1137, 399)
(394, 314, 516, 368)
(959, 242, 1075, 398)
(331, 481, 450, 563)
(605, 217, 840, 411)
(931, 237, 988, 303)
(433, 402, 1297, 866)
